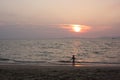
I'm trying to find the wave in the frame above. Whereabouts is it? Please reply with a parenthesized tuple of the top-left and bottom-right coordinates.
(0, 58, 10, 61)
(13, 60, 46, 63)
(0, 58, 120, 65)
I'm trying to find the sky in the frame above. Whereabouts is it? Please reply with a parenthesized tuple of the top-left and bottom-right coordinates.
(0, 0, 120, 39)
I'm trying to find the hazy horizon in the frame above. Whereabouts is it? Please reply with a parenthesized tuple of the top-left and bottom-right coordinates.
(0, 0, 120, 39)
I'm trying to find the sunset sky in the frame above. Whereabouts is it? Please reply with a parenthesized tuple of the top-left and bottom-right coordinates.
(0, 0, 120, 39)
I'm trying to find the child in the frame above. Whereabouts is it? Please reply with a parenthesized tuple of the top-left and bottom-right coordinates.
(71, 55, 76, 65)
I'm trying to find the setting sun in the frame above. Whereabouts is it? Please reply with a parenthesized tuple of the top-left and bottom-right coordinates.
(72, 25, 81, 32)
(62, 24, 91, 33)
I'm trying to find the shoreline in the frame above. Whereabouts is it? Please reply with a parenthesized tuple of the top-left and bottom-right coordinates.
(0, 62, 120, 67)
(0, 63, 120, 70)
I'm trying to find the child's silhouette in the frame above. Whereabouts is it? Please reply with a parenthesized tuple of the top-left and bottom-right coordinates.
(71, 55, 76, 66)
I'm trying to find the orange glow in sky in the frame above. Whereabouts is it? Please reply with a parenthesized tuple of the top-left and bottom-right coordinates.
(61, 24, 91, 33)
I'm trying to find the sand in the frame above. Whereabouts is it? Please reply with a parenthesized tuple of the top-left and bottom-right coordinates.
(0, 64, 120, 80)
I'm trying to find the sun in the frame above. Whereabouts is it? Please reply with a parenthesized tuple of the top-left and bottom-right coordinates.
(72, 25, 81, 32)
(62, 24, 91, 33)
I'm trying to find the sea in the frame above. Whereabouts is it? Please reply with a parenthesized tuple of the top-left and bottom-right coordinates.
(0, 38, 120, 66)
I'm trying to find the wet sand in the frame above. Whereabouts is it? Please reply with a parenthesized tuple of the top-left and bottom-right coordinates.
(0, 64, 120, 80)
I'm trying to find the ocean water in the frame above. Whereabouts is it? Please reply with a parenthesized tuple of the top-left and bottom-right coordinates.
(0, 38, 120, 65)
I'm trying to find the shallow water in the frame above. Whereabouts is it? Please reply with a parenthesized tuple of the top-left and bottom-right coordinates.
(0, 38, 120, 65)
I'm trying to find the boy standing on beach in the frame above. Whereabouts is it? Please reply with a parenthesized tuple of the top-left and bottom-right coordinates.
(71, 55, 76, 65)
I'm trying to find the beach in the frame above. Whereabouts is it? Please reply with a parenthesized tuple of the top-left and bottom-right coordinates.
(0, 64, 120, 80)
